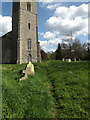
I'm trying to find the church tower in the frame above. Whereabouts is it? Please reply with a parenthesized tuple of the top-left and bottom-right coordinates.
(12, 1, 41, 64)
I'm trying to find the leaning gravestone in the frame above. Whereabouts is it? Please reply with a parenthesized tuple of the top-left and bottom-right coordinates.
(20, 61, 35, 81)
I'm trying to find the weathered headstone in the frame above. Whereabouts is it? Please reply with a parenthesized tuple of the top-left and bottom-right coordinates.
(62, 58, 65, 62)
(74, 58, 76, 62)
(66, 58, 71, 62)
(20, 61, 35, 81)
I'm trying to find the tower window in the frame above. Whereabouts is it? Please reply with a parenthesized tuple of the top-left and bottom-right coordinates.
(28, 23, 30, 29)
(30, 40, 31, 49)
(27, 39, 31, 50)
(27, 2, 31, 11)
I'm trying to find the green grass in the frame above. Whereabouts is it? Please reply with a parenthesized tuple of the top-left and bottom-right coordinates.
(2, 60, 89, 119)
(2, 63, 55, 118)
(46, 60, 89, 118)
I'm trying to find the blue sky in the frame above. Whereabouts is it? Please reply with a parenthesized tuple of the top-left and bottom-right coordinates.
(0, 1, 89, 52)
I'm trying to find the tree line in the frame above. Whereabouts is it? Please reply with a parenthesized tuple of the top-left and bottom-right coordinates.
(40, 39, 90, 61)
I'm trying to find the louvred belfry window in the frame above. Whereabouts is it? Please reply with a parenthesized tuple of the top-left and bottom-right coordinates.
(27, 39, 31, 50)
(27, 2, 31, 11)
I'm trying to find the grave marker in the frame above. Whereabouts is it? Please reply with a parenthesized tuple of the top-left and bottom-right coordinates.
(62, 58, 65, 62)
(20, 61, 35, 81)
(66, 58, 71, 62)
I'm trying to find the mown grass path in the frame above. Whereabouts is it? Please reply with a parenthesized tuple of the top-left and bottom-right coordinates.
(2, 60, 89, 119)
(41, 62, 57, 118)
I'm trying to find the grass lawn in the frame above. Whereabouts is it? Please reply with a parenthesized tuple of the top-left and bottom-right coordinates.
(2, 60, 89, 119)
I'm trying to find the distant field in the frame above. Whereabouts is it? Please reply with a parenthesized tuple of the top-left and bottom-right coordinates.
(2, 60, 89, 119)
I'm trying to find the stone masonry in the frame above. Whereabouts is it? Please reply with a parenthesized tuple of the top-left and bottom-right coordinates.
(1, 1, 41, 64)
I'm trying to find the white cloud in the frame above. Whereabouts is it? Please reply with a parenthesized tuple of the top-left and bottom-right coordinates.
(46, 4, 88, 36)
(47, 3, 61, 10)
(54, 4, 88, 19)
(46, 16, 88, 36)
(38, 0, 62, 10)
(0, 15, 12, 37)
(39, 31, 62, 52)
(39, 3, 88, 52)
(43, 31, 56, 39)
(38, 0, 55, 3)
(40, 32, 44, 36)
(45, 3, 88, 38)
(40, 39, 57, 52)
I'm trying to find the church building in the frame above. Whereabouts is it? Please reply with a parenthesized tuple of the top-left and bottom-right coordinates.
(0, 1, 41, 64)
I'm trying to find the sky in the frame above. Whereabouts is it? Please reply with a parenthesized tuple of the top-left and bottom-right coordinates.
(0, 0, 89, 52)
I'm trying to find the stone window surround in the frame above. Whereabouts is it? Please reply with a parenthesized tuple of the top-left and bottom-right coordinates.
(27, 2, 31, 11)
(27, 38, 31, 50)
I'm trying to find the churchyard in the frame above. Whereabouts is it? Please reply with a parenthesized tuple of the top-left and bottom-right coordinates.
(2, 60, 89, 119)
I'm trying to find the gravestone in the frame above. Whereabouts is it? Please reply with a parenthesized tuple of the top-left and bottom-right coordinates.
(74, 58, 76, 62)
(20, 61, 35, 81)
(66, 58, 71, 62)
(62, 58, 65, 62)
